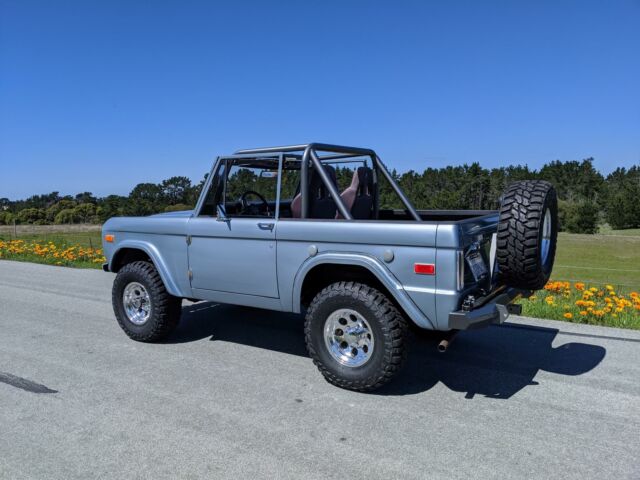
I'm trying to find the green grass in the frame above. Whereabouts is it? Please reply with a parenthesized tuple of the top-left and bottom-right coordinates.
(551, 232, 640, 287)
(598, 225, 640, 236)
(516, 228, 640, 330)
(0, 232, 103, 249)
(0, 231, 105, 269)
(519, 284, 640, 330)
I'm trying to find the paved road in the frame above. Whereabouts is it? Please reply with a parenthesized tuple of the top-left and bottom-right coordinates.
(1, 261, 639, 479)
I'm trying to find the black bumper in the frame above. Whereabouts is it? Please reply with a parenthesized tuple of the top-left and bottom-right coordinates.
(102, 263, 110, 272)
(448, 288, 528, 330)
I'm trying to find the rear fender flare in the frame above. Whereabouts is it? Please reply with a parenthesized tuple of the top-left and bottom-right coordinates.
(292, 252, 435, 329)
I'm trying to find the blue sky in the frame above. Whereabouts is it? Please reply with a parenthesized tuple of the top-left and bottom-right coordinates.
(1, 1, 639, 199)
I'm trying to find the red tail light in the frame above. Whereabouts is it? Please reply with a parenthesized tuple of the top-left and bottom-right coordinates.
(414, 263, 435, 275)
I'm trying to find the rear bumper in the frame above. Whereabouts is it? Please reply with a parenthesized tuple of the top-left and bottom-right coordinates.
(102, 263, 109, 272)
(448, 288, 529, 330)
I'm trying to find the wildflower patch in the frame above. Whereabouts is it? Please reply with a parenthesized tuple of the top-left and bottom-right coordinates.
(0, 239, 105, 269)
(519, 281, 640, 330)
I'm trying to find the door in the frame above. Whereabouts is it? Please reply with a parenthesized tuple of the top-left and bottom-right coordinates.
(187, 156, 281, 298)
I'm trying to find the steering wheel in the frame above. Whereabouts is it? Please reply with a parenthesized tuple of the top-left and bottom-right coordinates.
(238, 190, 270, 216)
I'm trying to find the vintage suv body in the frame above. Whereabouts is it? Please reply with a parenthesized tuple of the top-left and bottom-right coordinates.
(103, 143, 558, 391)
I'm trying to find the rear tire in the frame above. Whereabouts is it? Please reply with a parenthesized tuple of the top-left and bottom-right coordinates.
(112, 261, 182, 342)
(496, 180, 558, 290)
(304, 282, 408, 392)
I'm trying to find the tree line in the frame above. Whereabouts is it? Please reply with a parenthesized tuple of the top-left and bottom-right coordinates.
(1, 159, 638, 233)
(377, 160, 640, 233)
(0, 176, 204, 227)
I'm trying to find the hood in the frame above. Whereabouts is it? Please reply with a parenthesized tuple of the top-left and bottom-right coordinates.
(150, 210, 194, 218)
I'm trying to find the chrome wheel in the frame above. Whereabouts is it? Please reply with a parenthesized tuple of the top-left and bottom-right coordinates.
(323, 308, 374, 368)
(123, 282, 151, 325)
(540, 208, 552, 265)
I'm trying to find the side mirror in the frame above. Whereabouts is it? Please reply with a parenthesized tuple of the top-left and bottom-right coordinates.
(216, 204, 229, 222)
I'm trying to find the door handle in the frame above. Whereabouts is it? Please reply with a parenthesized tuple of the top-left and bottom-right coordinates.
(258, 222, 275, 231)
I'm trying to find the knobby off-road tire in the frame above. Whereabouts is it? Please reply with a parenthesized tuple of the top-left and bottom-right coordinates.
(496, 180, 558, 290)
(304, 282, 408, 392)
(112, 261, 182, 342)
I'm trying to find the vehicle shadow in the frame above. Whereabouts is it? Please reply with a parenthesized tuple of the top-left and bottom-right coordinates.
(378, 324, 606, 397)
(168, 302, 606, 398)
(169, 302, 308, 356)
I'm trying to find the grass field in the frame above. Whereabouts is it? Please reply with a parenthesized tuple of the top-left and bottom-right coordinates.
(598, 226, 640, 236)
(516, 231, 640, 329)
(0, 226, 104, 268)
(552, 232, 640, 286)
(1, 225, 639, 328)
(0, 223, 101, 235)
(0, 231, 103, 249)
(0, 225, 102, 250)
(519, 282, 639, 330)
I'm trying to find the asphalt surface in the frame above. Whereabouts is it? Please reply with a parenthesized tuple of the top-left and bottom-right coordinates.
(1, 260, 639, 479)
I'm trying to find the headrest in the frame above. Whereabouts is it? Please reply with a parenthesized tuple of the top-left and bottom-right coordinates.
(310, 165, 337, 196)
(356, 167, 372, 196)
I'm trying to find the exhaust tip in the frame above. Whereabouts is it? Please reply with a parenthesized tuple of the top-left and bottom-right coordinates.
(437, 339, 449, 353)
(437, 330, 459, 353)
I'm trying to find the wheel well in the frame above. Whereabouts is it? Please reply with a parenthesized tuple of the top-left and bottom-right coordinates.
(111, 248, 152, 273)
(300, 263, 404, 314)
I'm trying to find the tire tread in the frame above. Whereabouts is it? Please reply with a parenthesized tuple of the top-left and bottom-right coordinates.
(496, 180, 557, 290)
(112, 261, 181, 342)
(304, 281, 407, 392)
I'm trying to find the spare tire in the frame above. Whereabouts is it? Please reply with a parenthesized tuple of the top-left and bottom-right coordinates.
(496, 180, 558, 290)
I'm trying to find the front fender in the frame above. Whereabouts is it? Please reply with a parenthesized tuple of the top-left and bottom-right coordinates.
(109, 239, 183, 297)
(291, 252, 435, 329)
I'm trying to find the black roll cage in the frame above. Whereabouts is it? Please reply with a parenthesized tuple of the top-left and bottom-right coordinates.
(233, 143, 421, 221)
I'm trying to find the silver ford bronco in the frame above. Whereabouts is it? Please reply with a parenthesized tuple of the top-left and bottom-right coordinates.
(102, 143, 558, 391)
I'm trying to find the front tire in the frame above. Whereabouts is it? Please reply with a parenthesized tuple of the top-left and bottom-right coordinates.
(304, 282, 408, 392)
(112, 261, 182, 342)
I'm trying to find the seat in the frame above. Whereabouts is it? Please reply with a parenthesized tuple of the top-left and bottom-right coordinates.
(290, 165, 338, 219)
(337, 167, 373, 219)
